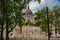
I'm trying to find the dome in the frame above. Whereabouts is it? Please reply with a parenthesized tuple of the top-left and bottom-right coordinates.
(25, 9, 32, 15)
(24, 5, 34, 22)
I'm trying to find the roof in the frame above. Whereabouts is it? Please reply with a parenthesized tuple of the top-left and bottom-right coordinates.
(25, 9, 33, 15)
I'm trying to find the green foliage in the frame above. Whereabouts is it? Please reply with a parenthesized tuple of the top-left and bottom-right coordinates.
(0, 0, 41, 34)
(53, 6, 60, 18)
(34, 7, 55, 34)
(35, 20, 41, 26)
(25, 20, 35, 26)
(0, 0, 30, 33)
(53, 6, 60, 33)
(55, 28, 60, 32)
(34, 0, 41, 3)
(34, 7, 47, 32)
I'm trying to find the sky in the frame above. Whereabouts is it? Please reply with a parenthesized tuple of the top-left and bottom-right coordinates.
(29, 0, 60, 13)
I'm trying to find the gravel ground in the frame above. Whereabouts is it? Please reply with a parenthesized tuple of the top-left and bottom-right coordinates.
(8, 38, 60, 40)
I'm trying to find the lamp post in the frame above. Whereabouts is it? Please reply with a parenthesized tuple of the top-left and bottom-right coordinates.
(46, 7, 50, 40)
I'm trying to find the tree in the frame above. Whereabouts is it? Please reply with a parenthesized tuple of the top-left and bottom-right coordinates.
(34, 7, 48, 33)
(0, 0, 5, 40)
(34, 7, 54, 37)
(0, 0, 41, 40)
(53, 5, 60, 37)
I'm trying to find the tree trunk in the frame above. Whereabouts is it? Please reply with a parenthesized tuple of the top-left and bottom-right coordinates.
(1, 16, 4, 40)
(6, 14, 9, 40)
(1, 0, 5, 40)
(4, 0, 9, 40)
(1, 8, 4, 40)
(6, 29, 9, 40)
(6, 10, 9, 40)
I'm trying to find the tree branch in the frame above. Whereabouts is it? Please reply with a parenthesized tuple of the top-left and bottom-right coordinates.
(8, 22, 17, 33)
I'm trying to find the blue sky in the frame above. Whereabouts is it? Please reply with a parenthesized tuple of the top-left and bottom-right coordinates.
(58, 0, 60, 2)
(29, 0, 60, 13)
(57, 0, 60, 4)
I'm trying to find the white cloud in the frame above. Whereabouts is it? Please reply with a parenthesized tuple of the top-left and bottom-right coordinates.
(29, 0, 58, 13)
(29, 1, 39, 13)
(41, 0, 44, 2)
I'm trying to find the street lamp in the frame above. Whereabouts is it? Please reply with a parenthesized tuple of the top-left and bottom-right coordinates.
(46, 7, 50, 40)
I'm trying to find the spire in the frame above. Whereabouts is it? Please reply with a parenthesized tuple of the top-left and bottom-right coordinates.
(27, 2, 29, 10)
(28, 4, 29, 9)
